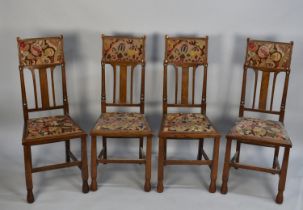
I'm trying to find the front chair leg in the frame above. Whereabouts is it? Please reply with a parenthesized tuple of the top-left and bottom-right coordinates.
(144, 136, 152, 192)
(276, 147, 290, 204)
(23, 145, 34, 203)
(81, 136, 89, 193)
(157, 137, 165, 193)
(209, 137, 220, 193)
(221, 137, 232, 194)
(197, 138, 204, 160)
(90, 135, 98, 191)
(65, 140, 71, 162)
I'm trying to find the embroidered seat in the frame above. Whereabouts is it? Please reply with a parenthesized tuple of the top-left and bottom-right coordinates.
(221, 38, 294, 204)
(162, 113, 216, 133)
(26, 115, 83, 140)
(157, 36, 220, 194)
(17, 35, 88, 203)
(228, 117, 290, 142)
(92, 112, 151, 133)
(90, 35, 152, 193)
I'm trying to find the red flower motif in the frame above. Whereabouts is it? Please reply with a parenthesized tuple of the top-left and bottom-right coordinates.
(248, 42, 257, 52)
(19, 41, 25, 49)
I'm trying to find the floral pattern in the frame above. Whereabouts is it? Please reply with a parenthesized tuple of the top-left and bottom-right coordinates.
(26, 115, 82, 139)
(229, 117, 290, 141)
(166, 38, 207, 64)
(246, 40, 292, 70)
(103, 37, 144, 62)
(94, 112, 150, 131)
(18, 37, 63, 66)
(162, 113, 215, 133)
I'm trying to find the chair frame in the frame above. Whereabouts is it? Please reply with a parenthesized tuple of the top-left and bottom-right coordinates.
(17, 35, 89, 203)
(157, 35, 221, 193)
(220, 38, 294, 204)
(90, 35, 153, 192)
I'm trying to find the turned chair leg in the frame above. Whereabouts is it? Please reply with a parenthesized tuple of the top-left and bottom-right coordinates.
(81, 136, 89, 193)
(102, 137, 107, 160)
(273, 146, 280, 169)
(197, 138, 204, 160)
(65, 140, 71, 162)
(144, 136, 152, 192)
(276, 147, 290, 204)
(221, 137, 232, 194)
(90, 135, 98, 191)
(23, 145, 34, 203)
(157, 137, 165, 193)
(209, 137, 220, 193)
(139, 137, 143, 159)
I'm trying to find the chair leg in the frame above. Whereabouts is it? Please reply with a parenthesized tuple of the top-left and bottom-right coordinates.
(81, 136, 89, 193)
(65, 140, 71, 162)
(139, 137, 143, 159)
(273, 146, 280, 169)
(276, 147, 290, 204)
(102, 137, 107, 160)
(209, 137, 220, 193)
(144, 136, 152, 192)
(221, 137, 232, 194)
(23, 145, 34, 203)
(234, 141, 241, 169)
(157, 137, 165, 193)
(197, 138, 204, 160)
(90, 135, 98, 191)
(164, 138, 167, 161)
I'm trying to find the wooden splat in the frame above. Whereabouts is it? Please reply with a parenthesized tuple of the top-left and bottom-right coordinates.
(259, 71, 270, 110)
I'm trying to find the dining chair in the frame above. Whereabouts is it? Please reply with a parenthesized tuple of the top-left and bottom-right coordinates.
(17, 35, 89, 203)
(90, 35, 153, 192)
(157, 35, 221, 193)
(221, 38, 294, 204)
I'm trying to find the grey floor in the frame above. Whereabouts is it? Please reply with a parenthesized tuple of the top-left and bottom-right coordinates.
(0, 120, 302, 210)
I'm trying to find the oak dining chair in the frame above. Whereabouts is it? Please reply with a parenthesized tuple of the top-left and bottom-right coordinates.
(221, 38, 294, 204)
(157, 35, 221, 193)
(90, 35, 153, 192)
(17, 35, 89, 203)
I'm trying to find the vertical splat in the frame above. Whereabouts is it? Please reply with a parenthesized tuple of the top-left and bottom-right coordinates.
(259, 71, 270, 110)
(181, 66, 189, 104)
(39, 68, 49, 109)
(119, 64, 127, 103)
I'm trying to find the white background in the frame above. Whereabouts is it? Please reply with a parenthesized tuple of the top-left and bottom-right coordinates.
(0, 0, 302, 209)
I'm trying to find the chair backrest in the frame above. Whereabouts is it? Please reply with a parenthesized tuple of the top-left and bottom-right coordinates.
(17, 35, 69, 121)
(101, 35, 146, 113)
(239, 38, 294, 122)
(163, 35, 208, 114)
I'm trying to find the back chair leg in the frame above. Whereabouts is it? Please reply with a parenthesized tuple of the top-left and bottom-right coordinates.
(90, 135, 98, 191)
(163, 139, 167, 160)
(139, 137, 143, 159)
(65, 140, 71, 162)
(221, 137, 232, 194)
(144, 136, 152, 192)
(102, 137, 107, 160)
(197, 138, 204, 160)
(157, 137, 165, 193)
(81, 136, 89, 193)
(234, 141, 241, 169)
(273, 146, 280, 169)
(23, 145, 34, 203)
(276, 147, 290, 204)
(209, 137, 220, 193)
